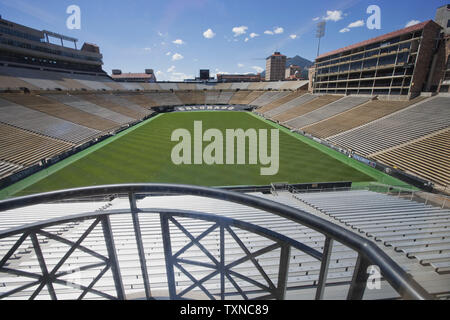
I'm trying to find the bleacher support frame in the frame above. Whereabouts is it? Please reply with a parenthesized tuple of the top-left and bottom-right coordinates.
(0, 184, 433, 300)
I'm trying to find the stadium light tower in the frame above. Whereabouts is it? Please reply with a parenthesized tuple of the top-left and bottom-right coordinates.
(316, 21, 326, 57)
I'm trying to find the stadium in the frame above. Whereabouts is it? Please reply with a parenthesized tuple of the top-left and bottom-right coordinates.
(0, 3, 449, 301)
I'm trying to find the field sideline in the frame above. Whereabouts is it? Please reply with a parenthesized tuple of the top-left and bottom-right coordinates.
(1, 111, 409, 198)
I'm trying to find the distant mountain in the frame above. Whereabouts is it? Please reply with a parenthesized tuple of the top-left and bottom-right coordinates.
(261, 55, 314, 79)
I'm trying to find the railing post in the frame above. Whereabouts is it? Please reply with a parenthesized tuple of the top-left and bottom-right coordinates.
(275, 244, 291, 300)
(129, 192, 152, 300)
(315, 237, 333, 300)
(347, 254, 371, 300)
(101, 216, 125, 300)
(160, 214, 177, 299)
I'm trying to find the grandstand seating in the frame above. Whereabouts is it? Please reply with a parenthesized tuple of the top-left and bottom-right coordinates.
(372, 128, 450, 187)
(115, 93, 159, 108)
(0, 93, 118, 131)
(94, 94, 153, 118)
(256, 91, 306, 114)
(295, 190, 450, 275)
(158, 83, 179, 91)
(42, 93, 135, 125)
(284, 96, 370, 129)
(0, 161, 22, 180)
(228, 91, 253, 105)
(216, 91, 234, 104)
(328, 96, 449, 156)
(177, 83, 197, 91)
(73, 94, 146, 120)
(250, 91, 291, 107)
(279, 80, 309, 90)
(0, 123, 74, 167)
(175, 91, 206, 105)
(0, 97, 101, 144)
(230, 83, 250, 90)
(263, 93, 316, 118)
(1, 189, 447, 299)
(144, 92, 183, 106)
(273, 95, 342, 123)
(302, 97, 426, 139)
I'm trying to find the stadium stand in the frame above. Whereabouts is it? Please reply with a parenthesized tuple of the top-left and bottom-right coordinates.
(144, 92, 183, 106)
(138, 83, 162, 91)
(73, 94, 146, 119)
(263, 93, 316, 118)
(295, 190, 450, 275)
(114, 93, 159, 108)
(273, 95, 342, 123)
(250, 91, 291, 107)
(42, 93, 135, 125)
(284, 96, 370, 129)
(237, 90, 266, 105)
(0, 123, 74, 167)
(204, 91, 220, 104)
(280, 80, 309, 90)
(0, 188, 447, 299)
(230, 82, 250, 90)
(302, 96, 426, 139)
(216, 91, 234, 104)
(0, 93, 118, 131)
(328, 96, 449, 156)
(256, 91, 307, 114)
(228, 90, 253, 105)
(157, 83, 179, 91)
(214, 83, 232, 90)
(0, 97, 101, 144)
(115, 82, 144, 91)
(0, 161, 22, 180)
(177, 83, 197, 91)
(175, 91, 206, 105)
(94, 94, 153, 118)
(371, 128, 450, 187)
(0, 72, 39, 91)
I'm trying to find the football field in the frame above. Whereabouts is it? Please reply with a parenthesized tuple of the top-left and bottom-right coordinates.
(7, 111, 390, 196)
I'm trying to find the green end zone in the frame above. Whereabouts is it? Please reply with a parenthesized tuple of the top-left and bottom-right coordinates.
(0, 111, 412, 199)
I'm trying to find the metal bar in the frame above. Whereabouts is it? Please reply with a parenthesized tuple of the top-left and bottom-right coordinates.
(101, 216, 125, 300)
(315, 237, 334, 300)
(30, 233, 57, 300)
(220, 224, 225, 300)
(347, 254, 372, 300)
(276, 244, 291, 300)
(160, 214, 177, 299)
(0, 232, 29, 268)
(78, 265, 110, 300)
(129, 192, 152, 300)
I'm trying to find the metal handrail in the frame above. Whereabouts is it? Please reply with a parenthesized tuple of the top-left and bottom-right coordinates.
(0, 183, 433, 300)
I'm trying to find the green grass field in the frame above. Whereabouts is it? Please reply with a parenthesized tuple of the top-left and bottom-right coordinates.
(7, 111, 384, 196)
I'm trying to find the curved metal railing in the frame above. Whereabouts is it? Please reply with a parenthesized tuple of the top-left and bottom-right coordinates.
(0, 184, 433, 300)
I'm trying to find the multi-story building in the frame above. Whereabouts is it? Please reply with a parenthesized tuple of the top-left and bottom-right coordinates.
(111, 69, 156, 82)
(285, 64, 302, 80)
(265, 52, 286, 81)
(430, 4, 450, 93)
(0, 16, 104, 74)
(312, 20, 442, 97)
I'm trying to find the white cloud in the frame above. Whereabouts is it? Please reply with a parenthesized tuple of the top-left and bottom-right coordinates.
(144, 47, 152, 52)
(169, 72, 192, 81)
(252, 66, 264, 73)
(405, 20, 421, 27)
(167, 65, 176, 73)
(238, 63, 245, 68)
(172, 39, 185, 45)
(250, 32, 259, 38)
(274, 27, 284, 34)
(347, 20, 365, 28)
(313, 17, 320, 21)
(264, 30, 274, 35)
(203, 28, 216, 39)
(157, 31, 164, 37)
(339, 28, 350, 33)
(244, 37, 249, 42)
(172, 53, 184, 61)
(232, 26, 248, 37)
(324, 10, 344, 22)
(166, 51, 171, 56)
(289, 34, 298, 39)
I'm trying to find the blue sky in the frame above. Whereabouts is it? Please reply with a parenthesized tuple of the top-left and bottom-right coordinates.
(0, 0, 447, 80)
